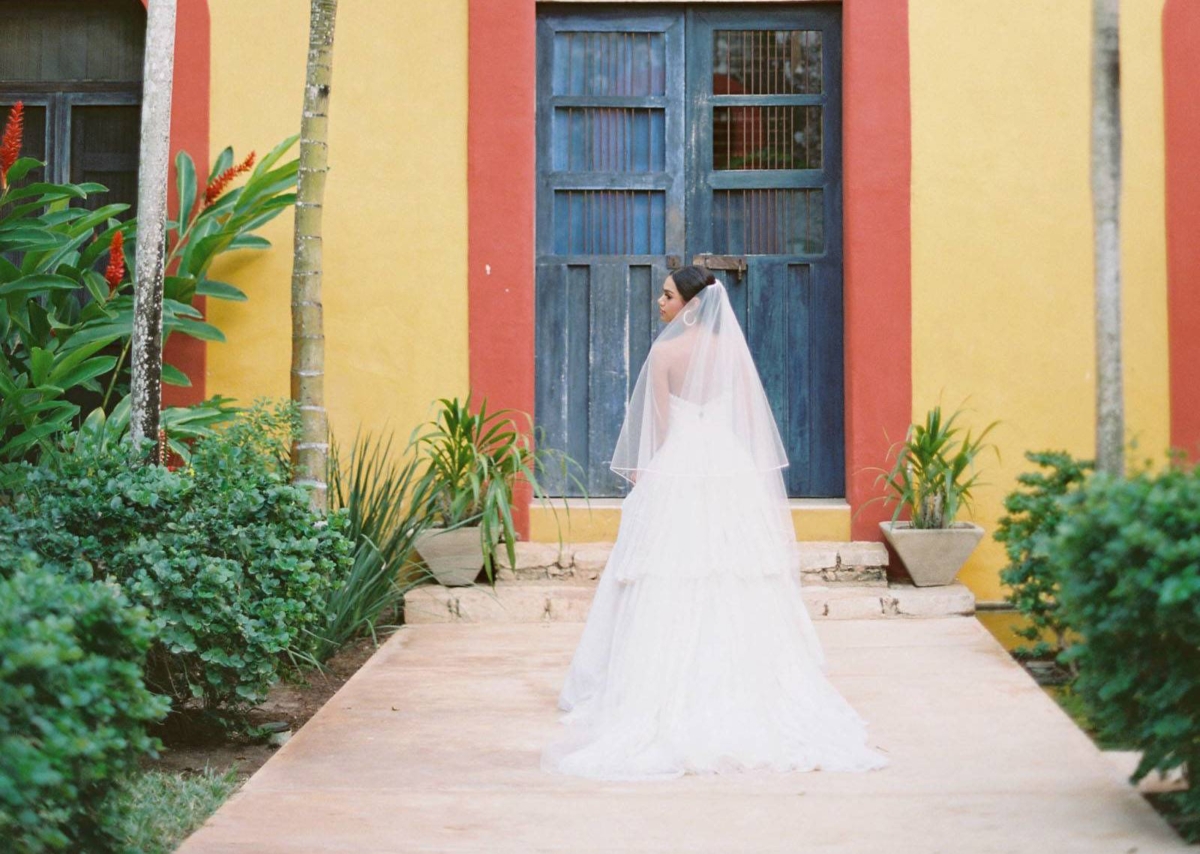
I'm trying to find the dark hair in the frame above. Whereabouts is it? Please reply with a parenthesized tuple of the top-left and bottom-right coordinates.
(671, 265, 716, 302)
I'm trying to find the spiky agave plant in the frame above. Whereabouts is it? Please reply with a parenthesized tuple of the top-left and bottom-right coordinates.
(864, 404, 1001, 529)
(412, 393, 587, 585)
(301, 427, 441, 665)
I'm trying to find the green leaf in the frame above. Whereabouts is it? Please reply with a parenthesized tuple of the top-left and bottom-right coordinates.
(64, 204, 130, 239)
(195, 279, 248, 302)
(1, 156, 44, 185)
(161, 362, 193, 387)
(81, 270, 109, 305)
(228, 234, 271, 252)
(0, 228, 69, 254)
(0, 274, 80, 298)
(0, 417, 74, 457)
(207, 146, 234, 186)
(175, 150, 198, 238)
(46, 337, 115, 381)
(167, 317, 225, 343)
(25, 226, 92, 275)
(29, 347, 53, 386)
(0, 255, 20, 283)
(61, 323, 127, 350)
(0, 181, 87, 204)
(41, 207, 89, 227)
(255, 134, 299, 177)
(47, 356, 116, 391)
(179, 218, 228, 278)
(224, 194, 295, 234)
(79, 221, 134, 269)
(162, 297, 203, 320)
(236, 162, 298, 212)
(164, 275, 198, 304)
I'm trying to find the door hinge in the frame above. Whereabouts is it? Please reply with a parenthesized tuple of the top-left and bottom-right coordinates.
(693, 254, 747, 282)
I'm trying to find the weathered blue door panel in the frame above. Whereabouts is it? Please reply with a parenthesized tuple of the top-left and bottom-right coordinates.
(689, 5, 844, 498)
(536, 4, 844, 498)
(536, 8, 685, 496)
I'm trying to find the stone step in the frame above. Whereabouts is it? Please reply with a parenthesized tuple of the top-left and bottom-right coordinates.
(402, 578, 974, 625)
(493, 540, 889, 587)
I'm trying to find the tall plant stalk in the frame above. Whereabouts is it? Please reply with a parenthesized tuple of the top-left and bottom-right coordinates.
(290, 0, 337, 512)
(1092, 0, 1124, 477)
(129, 0, 178, 456)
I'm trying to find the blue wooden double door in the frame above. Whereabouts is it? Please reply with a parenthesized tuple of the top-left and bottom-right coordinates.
(535, 3, 843, 499)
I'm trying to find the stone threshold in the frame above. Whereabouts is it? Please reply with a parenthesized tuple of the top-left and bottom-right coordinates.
(402, 578, 975, 625)
(493, 540, 890, 587)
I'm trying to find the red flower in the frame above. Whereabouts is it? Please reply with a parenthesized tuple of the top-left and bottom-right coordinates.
(156, 430, 184, 471)
(105, 231, 126, 295)
(0, 101, 24, 189)
(203, 150, 256, 207)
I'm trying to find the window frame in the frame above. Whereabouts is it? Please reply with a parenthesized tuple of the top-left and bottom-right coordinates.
(0, 84, 141, 187)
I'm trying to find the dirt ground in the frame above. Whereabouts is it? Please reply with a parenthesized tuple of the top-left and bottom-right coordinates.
(137, 634, 387, 785)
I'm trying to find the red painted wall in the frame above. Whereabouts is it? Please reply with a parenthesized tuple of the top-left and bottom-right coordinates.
(468, 0, 538, 534)
(842, 1, 912, 541)
(141, 0, 210, 407)
(468, 0, 912, 541)
(1164, 0, 1200, 461)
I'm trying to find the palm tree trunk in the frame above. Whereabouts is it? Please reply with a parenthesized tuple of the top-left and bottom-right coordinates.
(1092, 0, 1124, 477)
(129, 0, 178, 457)
(291, 0, 337, 513)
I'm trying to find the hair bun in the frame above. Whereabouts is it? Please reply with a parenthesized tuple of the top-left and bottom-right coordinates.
(704, 273, 716, 285)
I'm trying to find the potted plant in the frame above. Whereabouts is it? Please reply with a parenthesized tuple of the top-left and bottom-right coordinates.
(866, 405, 1000, 587)
(410, 393, 580, 587)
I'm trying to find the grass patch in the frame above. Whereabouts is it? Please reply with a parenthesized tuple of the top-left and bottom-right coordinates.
(113, 766, 242, 854)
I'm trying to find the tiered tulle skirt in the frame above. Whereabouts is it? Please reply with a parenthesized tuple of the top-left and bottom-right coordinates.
(540, 398, 890, 781)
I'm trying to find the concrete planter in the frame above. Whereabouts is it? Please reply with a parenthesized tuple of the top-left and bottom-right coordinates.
(414, 526, 493, 587)
(879, 521, 986, 587)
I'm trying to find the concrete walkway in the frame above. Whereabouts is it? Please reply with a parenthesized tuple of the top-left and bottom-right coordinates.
(177, 618, 1190, 853)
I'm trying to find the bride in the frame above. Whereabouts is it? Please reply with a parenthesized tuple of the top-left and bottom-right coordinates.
(540, 265, 890, 781)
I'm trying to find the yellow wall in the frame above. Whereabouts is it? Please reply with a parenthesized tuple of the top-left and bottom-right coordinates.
(201, 1, 1173, 604)
(205, 0, 469, 451)
(909, 0, 1169, 601)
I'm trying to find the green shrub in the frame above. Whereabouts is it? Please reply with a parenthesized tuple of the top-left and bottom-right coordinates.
(994, 450, 1093, 662)
(0, 549, 171, 853)
(1, 401, 353, 731)
(1047, 454, 1200, 840)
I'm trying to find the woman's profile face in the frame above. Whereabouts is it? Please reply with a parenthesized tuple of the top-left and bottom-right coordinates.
(657, 275, 686, 323)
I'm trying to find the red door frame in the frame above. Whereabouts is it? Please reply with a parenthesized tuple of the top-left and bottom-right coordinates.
(140, 0, 211, 407)
(1164, 0, 1200, 462)
(468, 0, 912, 541)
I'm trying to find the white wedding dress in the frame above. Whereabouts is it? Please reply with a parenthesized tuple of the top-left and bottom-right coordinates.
(540, 389, 891, 781)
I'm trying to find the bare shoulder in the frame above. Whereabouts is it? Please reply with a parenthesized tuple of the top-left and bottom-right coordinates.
(653, 331, 695, 357)
(650, 337, 689, 374)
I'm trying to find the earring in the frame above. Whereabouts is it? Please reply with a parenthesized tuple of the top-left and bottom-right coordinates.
(682, 308, 698, 326)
